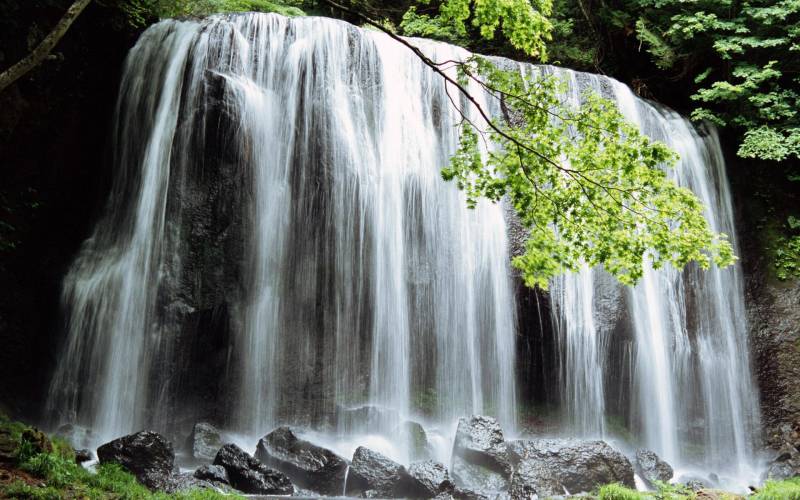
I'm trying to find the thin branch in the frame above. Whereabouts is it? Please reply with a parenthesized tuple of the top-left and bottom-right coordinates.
(0, 0, 93, 93)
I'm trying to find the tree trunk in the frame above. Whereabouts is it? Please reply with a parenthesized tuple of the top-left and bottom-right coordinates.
(0, 0, 93, 94)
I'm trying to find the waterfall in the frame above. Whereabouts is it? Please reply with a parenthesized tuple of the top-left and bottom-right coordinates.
(45, 11, 760, 481)
(46, 14, 517, 454)
(547, 67, 761, 477)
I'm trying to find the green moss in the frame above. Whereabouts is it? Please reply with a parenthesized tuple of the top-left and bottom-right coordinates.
(598, 483, 652, 500)
(751, 477, 800, 500)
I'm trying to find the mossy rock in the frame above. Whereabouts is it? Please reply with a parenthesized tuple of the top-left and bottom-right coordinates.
(0, 428, 16, 462)
(21, 427, 52, 455)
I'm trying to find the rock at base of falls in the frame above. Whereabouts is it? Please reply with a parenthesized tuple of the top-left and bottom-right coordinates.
(407, 460, 455, 497)
(212, 443, 293, 495)
(506, 438, 635, 496)
(404, 421, 434, 461)
(255, 426, 347, 495)
(763, 423, 800, 481)
(452, 416, 512, 477)
(345, 446, 431, 498)
(97, 430, 176, 490)
(193, 464, 230, 485)
(74, 448, 93, 464)
(635, 448, 674, 486)
(185, 422, 222, 462)
(450, 416, 512, 494)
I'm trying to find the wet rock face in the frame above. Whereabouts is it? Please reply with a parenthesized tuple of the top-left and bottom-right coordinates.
(635, 448, 674, 486)
(744, 255, 800, 447)
(254, 426, 347, 495)
(97, 431, 175, 490)
(507, 438, 635, 496)
(345, 446, 430, 498)
(185, 422, 222, 462)
(212, 443, 293, 495)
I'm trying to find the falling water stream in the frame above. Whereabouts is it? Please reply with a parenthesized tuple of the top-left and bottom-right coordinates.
(47, 11, 760, 489)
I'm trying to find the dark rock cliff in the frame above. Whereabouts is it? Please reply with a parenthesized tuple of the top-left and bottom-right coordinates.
(728, 139, 800, 451)
(0, 0, 138, 418)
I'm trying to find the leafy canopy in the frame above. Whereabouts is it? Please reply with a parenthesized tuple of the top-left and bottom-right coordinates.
(442, 58, 733, 288)
(402, 0, 554, 59)
(393, 1, 733, 287)
(613, 0, 800, 161)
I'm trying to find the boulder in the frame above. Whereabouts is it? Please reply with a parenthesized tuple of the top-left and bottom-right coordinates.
(765, 461, 795, 481)
(450, 416, 511, 493)
(677, 475, 708, 492)
(635, 448, 673, 485)
(452, 416, 511, 476)
(404, 421, 433, 461)
(21, 428, 52, 455)
(75, 448, 93, 464)
(212, 443, 293, 495)
(506, 439, 634, 496)
(185, 422, 222, 462)
(162, 472, 215, 494)
(408, 460, 455, 497)
(193, 464, 229, 485)
(97, 431, 175, 490)
(345, 446, 428, 498)
(255, 426, 347, 495)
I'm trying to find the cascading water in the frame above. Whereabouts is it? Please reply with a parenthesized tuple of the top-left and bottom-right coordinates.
(46, 10, 761, 487)
(46, 14, 517, 459)
(548, 66, 761, 480)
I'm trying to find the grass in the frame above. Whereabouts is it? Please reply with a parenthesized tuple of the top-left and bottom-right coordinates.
(0, 415, 244, 499)
(751, 477, 800, 500)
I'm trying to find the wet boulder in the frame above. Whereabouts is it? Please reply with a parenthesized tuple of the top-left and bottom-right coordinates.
(255, 426, 347, 495)
(507, 438, 634, 496)
(345, 446, 428, 498)
(765, 461, 795, 481)
(212, 443, 293, 495)
(97, 431, 175, 490)
(75, 448, 93, 464)
(162, 473, 215, 494)
(185, 422, 222, 462)
(450, 416, 511, 493)
(193, 464, 229, 485)
(408, 460, 455, 497)
(404, 421, 433, 461)
(635, 448, 673, 485)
